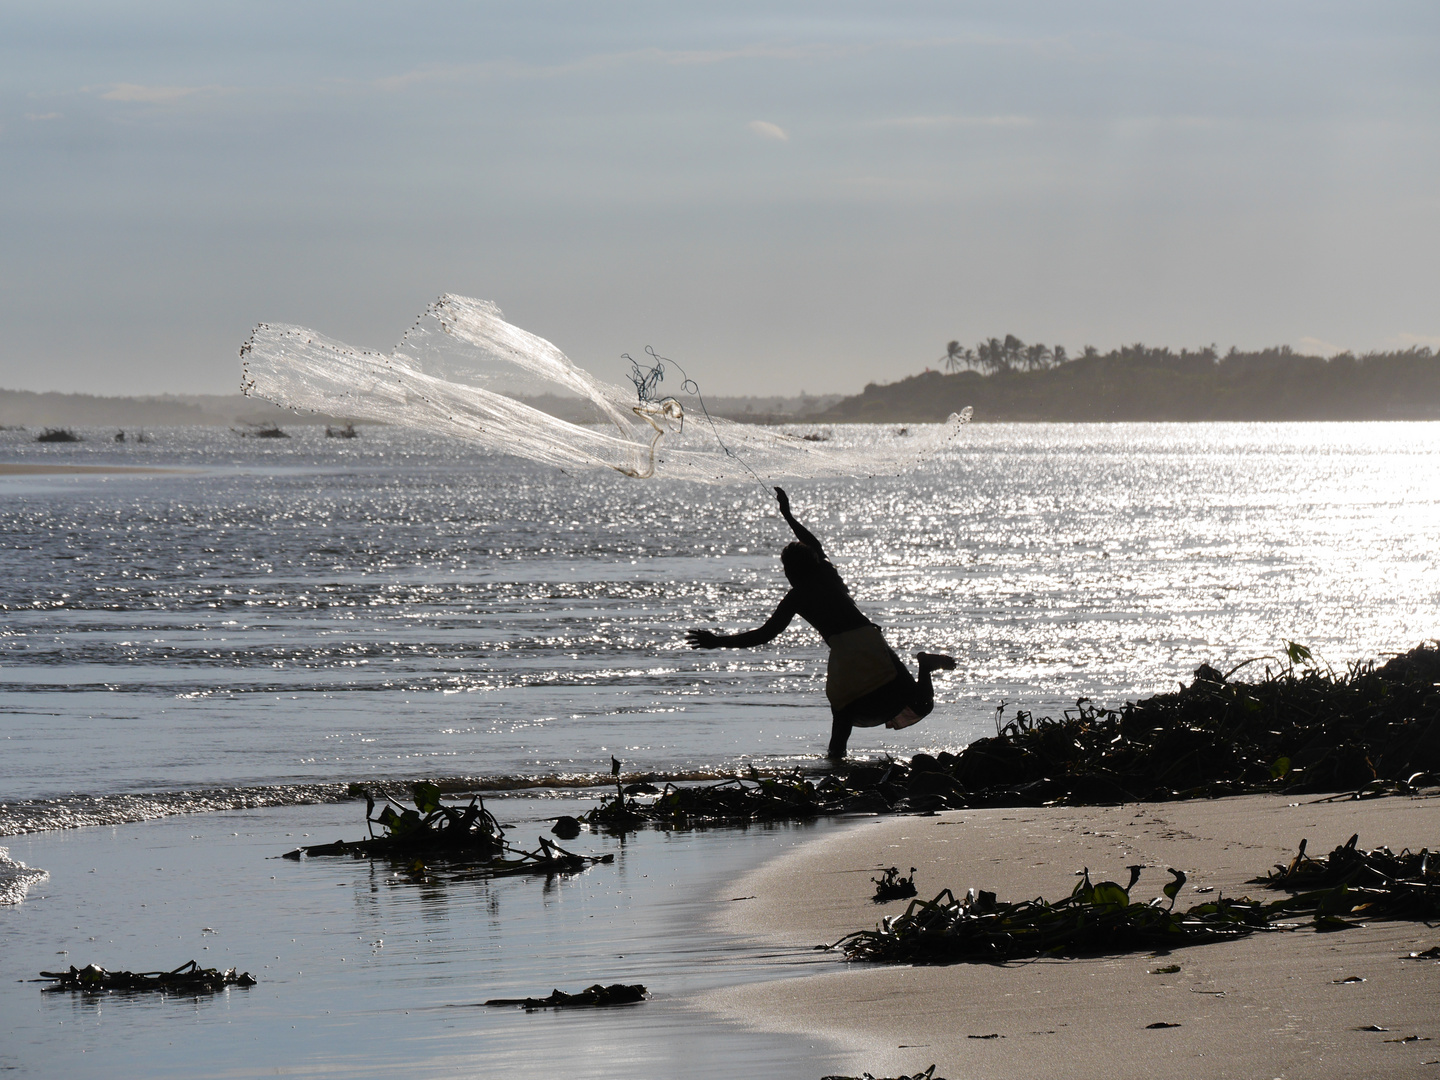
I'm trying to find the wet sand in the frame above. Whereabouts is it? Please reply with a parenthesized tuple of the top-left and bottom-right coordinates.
(701, 793, 1440, 1079)
(0, 463, 187, 475)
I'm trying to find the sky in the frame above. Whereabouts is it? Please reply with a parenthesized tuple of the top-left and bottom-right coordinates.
(1, 2, 1437, 398)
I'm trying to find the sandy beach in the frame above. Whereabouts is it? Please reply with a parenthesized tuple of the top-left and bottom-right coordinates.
(701, 793, 1439, 1079)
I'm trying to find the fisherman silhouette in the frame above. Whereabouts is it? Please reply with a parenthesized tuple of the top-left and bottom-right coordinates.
(686, 487, 955, 760)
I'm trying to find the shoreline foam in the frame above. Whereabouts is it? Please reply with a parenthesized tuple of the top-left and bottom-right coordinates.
(700, 792, 1440, 1079)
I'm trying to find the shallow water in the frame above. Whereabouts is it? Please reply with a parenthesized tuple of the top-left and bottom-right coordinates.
(1, 798, 850, 1078)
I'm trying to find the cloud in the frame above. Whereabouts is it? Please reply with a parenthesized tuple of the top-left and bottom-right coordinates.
(748, 120, 789, 142)
(99, 83, 214, 105)
(24, 112, 62, 121)
(1393, 332, 1440, 349)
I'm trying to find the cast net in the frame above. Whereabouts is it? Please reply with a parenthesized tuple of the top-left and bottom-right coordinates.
(240, 294, 970, 483)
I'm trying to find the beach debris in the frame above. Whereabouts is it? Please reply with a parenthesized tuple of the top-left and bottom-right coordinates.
(39, 960, 256, 994)
(282, 783, 507, 860)
(1405, 946, 1440, 961)
(1356, 1025, 1391, 1031)
(324, 423, 358, 438)
(36, 427, 81, 442)
(551, 815, 582, 839)
(582, 770, 833, 830)
(872, 867, 918, 903)
(280, 783, 614, 876)
(821, 1067, 943, 1080)
(826, 865, 1272, 965)
(483, 983, 646, 1009)
(575, 643, 1440, 836)
(896, 641, 1440, 811)
(233, 423, 289, 438)
(1149, 964, 1182, 974)
(1333, 976, 1366, 983)
(827, 840, 1440, 966)
(1253, 835, 1440, 921)
(1145, 1022, 1182, 1029)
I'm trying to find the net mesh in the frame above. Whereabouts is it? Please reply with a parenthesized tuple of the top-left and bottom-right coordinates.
(240, 294, 971, 483)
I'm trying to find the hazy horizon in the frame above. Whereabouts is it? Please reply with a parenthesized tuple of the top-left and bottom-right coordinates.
(3, 2, 1437, 398)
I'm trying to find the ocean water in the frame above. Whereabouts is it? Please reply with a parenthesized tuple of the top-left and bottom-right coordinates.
(3, 422, 1437, 821)
(2, 421, 1438, 1075)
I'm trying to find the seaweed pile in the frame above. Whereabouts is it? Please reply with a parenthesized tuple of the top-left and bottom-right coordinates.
(823, 1069, 942, 1080)
(582, 774, 838, 829)
(281, 783, 612, 875)
(483, 983, 646, 1009)
(40, 960, 256, 993)
(941, 641, 1440, 806)
(829, 836, 1438, 965)
(872, 866, 918, 903)
(1254, 835, 1439, 921)
(580, 644, 1440, 828)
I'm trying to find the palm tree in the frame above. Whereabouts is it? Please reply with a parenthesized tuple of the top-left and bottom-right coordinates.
(975, 338, 998, 374)
(1024, 343, 1052, 371)
(940, 340, 964, 373)
(1003, 334, 1025, 371)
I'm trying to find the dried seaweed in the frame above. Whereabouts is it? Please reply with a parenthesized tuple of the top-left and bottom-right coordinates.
(40, 960, 256, 993)
(584, 643, 1440, 832)
(827, 865, 1274, 964)
(483, 983, 646, 1009)
(940, 641, 1440, 806)
(828, 839, 1440, 965)
(1253, 835, 1439, 921)
(821, 1068, 942, 1080)
(281, 783, 613, 875)
(872, 867, 918, 903)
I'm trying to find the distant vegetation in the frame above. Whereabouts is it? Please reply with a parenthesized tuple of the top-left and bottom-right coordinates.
(823, 339, 1440, 422)
(36, 427, 82, 443)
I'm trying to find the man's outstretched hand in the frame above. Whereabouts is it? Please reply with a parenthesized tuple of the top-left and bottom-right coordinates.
(774, 486, 791, 514)
(686, 629, 721, 649)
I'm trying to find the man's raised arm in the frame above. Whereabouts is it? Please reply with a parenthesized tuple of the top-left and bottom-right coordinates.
(774, 487, 825, 557)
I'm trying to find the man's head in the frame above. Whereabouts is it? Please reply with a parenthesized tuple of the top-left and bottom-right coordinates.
(781, 541, 847, 595)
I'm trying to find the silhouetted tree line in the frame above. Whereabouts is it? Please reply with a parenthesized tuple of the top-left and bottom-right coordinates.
(826, 340, 1440, 421)
(940, 334, 1075, 374)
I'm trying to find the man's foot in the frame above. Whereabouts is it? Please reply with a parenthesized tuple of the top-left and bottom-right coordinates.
(916, 652, 956, 674)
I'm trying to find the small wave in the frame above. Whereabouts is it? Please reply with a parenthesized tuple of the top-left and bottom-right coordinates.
(0, 847, 50, 904)
(0, 767, 795, 835)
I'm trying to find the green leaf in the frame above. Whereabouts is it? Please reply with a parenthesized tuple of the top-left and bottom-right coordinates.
(412, 781, 442, 815)
(1163, 868, 1187, 905)
(1284, 641, 1313, 665)
(1270, 756, 1292, 780)
(1091, 882, 1131, 908)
